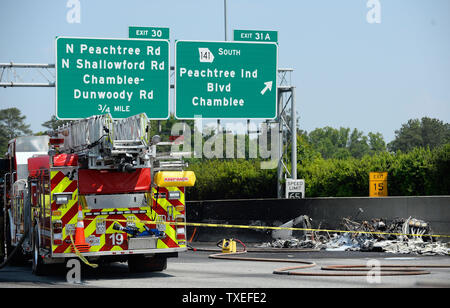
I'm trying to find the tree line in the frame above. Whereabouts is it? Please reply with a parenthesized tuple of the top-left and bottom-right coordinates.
(2, 107, 448, 157)
(186, 144, 450, 200)
(1, 107, 449, 198)
(298, 117, 449, 160)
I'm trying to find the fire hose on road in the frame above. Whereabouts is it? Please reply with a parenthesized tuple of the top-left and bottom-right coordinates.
(188, 239, 450, 277)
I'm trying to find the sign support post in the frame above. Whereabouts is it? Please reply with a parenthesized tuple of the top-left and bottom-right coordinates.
(276, 75, 297, 198)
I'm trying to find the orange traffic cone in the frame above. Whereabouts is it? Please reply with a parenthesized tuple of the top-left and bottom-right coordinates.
(71, 203, 90, 253)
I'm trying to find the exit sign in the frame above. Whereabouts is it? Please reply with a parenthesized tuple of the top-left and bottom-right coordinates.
(129, 26, 170, 40)
(174, 40, 278, 119)
(55, 36, 170, 119)
(369, 172, 388, 197)
(233, 30, 278, 43)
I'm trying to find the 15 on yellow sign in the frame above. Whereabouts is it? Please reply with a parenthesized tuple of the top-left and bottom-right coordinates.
(369, 172, 388, 197)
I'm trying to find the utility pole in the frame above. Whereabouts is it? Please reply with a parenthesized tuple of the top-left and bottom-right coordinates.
(224, 0, 228, 41)
(219, 0, 227, 137)
(291, 86, 297, 180)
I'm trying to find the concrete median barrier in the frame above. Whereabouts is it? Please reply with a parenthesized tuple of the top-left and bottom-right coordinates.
(186, 196, 450, 243)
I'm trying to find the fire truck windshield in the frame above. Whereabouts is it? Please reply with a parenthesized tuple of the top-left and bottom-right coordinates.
(15, 136, 49, 152)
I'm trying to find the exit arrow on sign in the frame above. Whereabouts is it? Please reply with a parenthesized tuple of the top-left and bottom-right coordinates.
(260, 81, 273, 95)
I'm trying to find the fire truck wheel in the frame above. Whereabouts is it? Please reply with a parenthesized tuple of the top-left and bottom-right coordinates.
(32, 231, 46, 276)
(128, 255, 167, 273)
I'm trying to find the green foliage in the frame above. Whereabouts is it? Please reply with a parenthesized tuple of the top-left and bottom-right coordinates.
(1, 108, 448, 199)
(306, 126, 385, 159)
(348, 128, 370, 158)
(0, 108, 33, 157)
(41, 115, 72, 131)
(387, 146, 450, 195)
(184, 118, 449, 200)
(296, 133, 322, 164)
(388, 117, 450, 152)
(368, 132, 387, 154)
(186, 159, 277, 200)
(307, 126, 350, 159)
(431, 143, 450, 195)
(186, 145, 449, 200)
(298, 144, 448, 197)
(299, 156, 365, 197)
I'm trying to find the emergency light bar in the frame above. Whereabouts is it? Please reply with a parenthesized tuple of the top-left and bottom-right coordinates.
(49, 138, 65, 145)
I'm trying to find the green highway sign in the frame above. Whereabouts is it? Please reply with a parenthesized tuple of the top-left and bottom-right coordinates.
(129, 26, 170, 40)
(233, 30, 278, 43)
(174, 40, 278, 119)
(55, 36, 169, 119)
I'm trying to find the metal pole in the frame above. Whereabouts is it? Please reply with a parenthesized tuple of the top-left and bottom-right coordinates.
(1, 65, 291, 72)
(0, 62, 56, 87)
(0, 82, 55, 87)
(291, 87, 297, 179)
(277, 88, 284, 198)
(0, 63, 55, 68)
(224, 0, 228, 41)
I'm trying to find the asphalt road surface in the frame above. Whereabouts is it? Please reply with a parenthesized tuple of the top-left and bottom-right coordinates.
(1, 244, 449, 289)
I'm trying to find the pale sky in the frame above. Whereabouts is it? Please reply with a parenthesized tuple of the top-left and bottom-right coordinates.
(1, 0, 449, 142)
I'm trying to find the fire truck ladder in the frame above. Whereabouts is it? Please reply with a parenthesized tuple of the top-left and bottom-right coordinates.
(52, 113, 187, 171)
(53, 113, 152, 170)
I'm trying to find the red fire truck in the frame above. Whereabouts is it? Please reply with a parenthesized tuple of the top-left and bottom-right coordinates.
(2, 113, 195, 275)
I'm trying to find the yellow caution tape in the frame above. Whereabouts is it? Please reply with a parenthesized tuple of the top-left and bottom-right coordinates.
(84, 217, 450, 239)
(69, 234, 98, 268)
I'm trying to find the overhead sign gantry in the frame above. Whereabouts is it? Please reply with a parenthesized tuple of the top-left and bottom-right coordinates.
(3, 27, 297, 199)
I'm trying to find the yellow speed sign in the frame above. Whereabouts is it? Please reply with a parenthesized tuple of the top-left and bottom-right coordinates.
(369, 172, 388, 197)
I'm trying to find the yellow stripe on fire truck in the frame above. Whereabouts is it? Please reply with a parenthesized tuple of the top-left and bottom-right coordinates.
(50, 171, 79, 253)
(151, 186, 185, 249)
